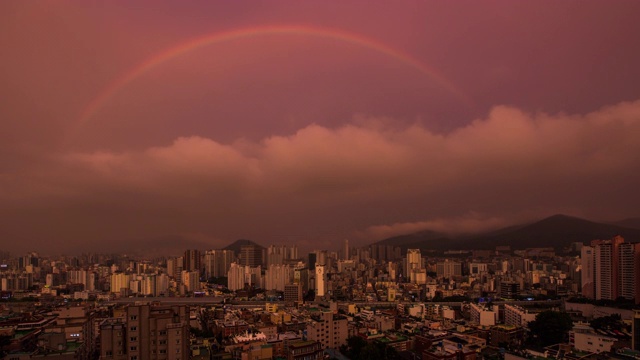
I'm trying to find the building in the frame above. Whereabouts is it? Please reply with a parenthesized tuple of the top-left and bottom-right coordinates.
(100, 304, 189, 360)
(183, 249, 201, 274)
(489, 325, 524, 348)
(405, 249, 423, 277)
(203, 249, 235, 279)
(499, 282, 520, 300)
(306, 310, 348, 350)
(110, 273, 130, 295)
(468, 303, 497, 326)
(504, 304, 536, 327)
(227, 263, 247, 291)
(315, 265, 326, 297)
(284, 283, 302, 302)
(287, 340, 323, 360)
(181, 270, 200, 293)
(581, 246, 595, 299)
(582, 236, 638, 301)
(240, 244, 264, 267)
(265, 264, 292, 291)
(570, 324, 617, 353)
(267, 245, 299, 266)
(422, 338, 478, 360)
(436, 260, 462, 279)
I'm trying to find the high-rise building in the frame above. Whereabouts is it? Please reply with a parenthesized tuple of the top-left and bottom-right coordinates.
(343, 239, 350, 260)
(619, 242, 637, 300)
(267, 245, 299, 266)
(110, 273, 130, 295)
(166, 256, 183, 282)
(308, 253, 317, 271)
(581, 246, 595, 298)
(240, 245, 264, 267)
(183, 249, 201, 274)
(436, 259, 462, 279)
(204, 249, 235, 279)
(100, 304, 189, 360)
(227, 262, 263, 291)
(228, 263, 247, 291)
(68, 269, 96, 291)
(582, 236, 637, 301)
(405, 249, 423, 277)
(315, 265, 326, 297)
(265, 264, 292, 291)
(181, 270, 200, 293)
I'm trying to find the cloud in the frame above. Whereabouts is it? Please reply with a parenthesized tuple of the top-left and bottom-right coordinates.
(362, 214, 511, 240)
(1, 99, 640, 253)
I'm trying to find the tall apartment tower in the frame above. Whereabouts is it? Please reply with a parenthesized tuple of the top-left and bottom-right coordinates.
(308, 253, 317, 271)
(581, 246, 595, 298)
(240, 244, 264, 267)
(183, 249, 201, 274)
(343, 239, 350, 260)
(100, 304, 189, 360)
(582, 236, 638, 301)
(405, 249, 423, 277)
(204, 249, 235, 279)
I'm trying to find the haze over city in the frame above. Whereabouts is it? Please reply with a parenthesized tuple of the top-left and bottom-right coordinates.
(2, 1, 640, 255)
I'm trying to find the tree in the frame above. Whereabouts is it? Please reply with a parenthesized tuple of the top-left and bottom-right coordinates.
(341, 336, 367, 359)
(340, 336, 398, 360)
(527, 310, 573, 347)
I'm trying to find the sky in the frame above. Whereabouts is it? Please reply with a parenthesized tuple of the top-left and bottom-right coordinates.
(2, 1, 640, 255)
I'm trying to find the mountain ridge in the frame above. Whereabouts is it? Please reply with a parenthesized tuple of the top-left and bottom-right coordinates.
(372, 214, 640, 252)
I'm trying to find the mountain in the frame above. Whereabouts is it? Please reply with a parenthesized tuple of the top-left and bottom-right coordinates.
(468, 214, 640, 250)
(375, 229, 450, 248)
(609, 217, 640, 230)
(223, 239, 264, 255)
(373, 214, 640, 252)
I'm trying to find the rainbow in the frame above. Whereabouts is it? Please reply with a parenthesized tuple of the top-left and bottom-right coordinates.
(78, 25, 472, 125)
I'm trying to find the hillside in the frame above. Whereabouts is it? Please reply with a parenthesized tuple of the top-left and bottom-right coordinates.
(609, 218, 640, 230)
(373, 214, 640, 252)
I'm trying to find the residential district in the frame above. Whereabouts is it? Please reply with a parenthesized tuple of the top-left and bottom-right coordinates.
(1, 236, 640, 360)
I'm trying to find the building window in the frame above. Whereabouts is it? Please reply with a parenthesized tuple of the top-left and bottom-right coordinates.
(130, 326, 137, 331)
(130, 337, 137, 341)
(130, 315, 137, 320)
(130, 346, 137, 351)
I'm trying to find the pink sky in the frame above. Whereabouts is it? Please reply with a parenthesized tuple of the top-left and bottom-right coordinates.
(1, 1, 640, 255)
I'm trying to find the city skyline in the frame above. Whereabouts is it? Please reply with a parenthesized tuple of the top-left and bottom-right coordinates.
(2, 1, 640, 255)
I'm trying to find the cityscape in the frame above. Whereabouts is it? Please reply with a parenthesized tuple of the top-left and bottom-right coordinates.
(1, 222, 640, 359)
(2, 1, 640, 360)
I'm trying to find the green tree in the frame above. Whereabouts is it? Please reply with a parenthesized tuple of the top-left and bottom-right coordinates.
(527, 310, 573, 347)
